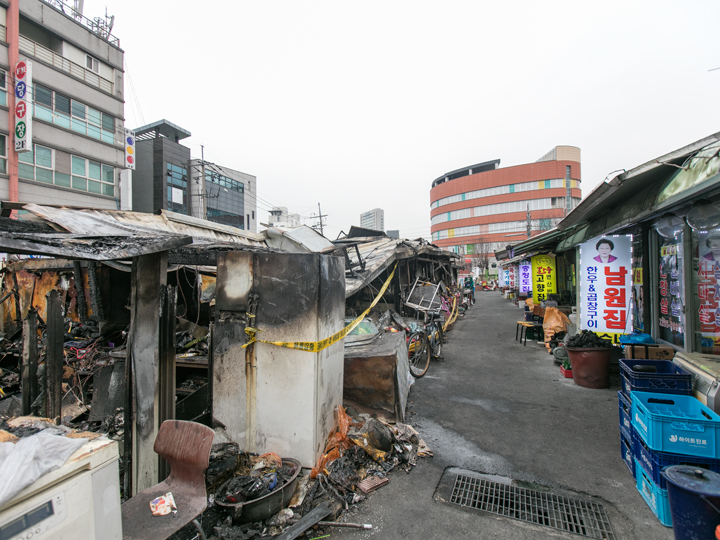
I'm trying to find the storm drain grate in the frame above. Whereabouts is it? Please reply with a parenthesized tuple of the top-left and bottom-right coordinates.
(450, 475, 616, 540)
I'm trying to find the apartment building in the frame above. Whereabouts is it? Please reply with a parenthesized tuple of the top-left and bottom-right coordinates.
(0, 0, 126, 210)
(430, 146, 582, 255)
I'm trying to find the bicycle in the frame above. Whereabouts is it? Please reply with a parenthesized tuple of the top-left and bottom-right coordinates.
(426, 309, 444, 360)
(407, 322, 431, 378)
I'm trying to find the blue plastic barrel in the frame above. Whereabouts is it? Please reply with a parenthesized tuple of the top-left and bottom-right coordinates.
(661, 466, 720, 539)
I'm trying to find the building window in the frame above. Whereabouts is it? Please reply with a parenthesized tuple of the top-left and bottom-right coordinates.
(17, 145, 114, 194)
(0, 134, 6, 174)
(207, 208, 244, 229)
(167, 163, 188, 214)
(86, 55, 100, 73)
(0, 70, 6, 107)
(251, 210, 255, 220)
(34, 84, 115, 144)
(18, 145, 53, 184)
(72, 155, 115, 196)
(205, 170, 244, 193)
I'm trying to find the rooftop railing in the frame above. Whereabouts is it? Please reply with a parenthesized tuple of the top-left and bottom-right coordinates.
(40, 0, 120, 48)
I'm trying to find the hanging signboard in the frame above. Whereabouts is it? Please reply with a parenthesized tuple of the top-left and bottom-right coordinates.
(500, 267, 508, 287)
(531, 254, 557, 302)
(508, 265, 517, 289)
(124, 128, 136, 170)
(580, 235, 632, 335)
(14, 61, 32, 153)
(519, 260, 532, 294)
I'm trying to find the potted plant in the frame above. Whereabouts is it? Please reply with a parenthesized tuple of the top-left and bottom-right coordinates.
(560, 357, 573, 378)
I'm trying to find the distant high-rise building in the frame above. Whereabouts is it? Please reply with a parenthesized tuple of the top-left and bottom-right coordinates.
(360, 208, 384, 231)
(387, 230, 399, 239)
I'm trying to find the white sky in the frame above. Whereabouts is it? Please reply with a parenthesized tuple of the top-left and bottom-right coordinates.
(101, 0, 719, 240)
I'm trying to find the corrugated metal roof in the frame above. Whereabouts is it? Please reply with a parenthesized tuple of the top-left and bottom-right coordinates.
(23, 204, 267, 246)
(344, 238, 460, 298)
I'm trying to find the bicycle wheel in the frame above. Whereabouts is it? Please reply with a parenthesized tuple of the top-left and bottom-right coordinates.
(430, 325, 443, 359)
(408, 332, 430, 378)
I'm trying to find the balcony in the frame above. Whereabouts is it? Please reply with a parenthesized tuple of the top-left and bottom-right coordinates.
(0, 26, 114, 94)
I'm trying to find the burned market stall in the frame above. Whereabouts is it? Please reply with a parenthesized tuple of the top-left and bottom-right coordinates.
(336, 230, 461, 422)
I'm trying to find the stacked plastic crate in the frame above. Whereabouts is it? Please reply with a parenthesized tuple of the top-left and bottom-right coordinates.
(621, 359, 720, 527)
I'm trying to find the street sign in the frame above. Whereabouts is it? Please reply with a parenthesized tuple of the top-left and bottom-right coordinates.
(14, 61, 32, 153)
(124, 129, 136, 170)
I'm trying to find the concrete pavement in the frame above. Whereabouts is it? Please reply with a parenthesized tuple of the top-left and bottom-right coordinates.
(332, 291, 674, 539)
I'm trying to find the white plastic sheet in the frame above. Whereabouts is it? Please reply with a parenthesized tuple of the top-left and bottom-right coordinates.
(0, 430, 87, 507)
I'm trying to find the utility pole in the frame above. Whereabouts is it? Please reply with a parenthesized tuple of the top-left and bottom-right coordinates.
(526, 203, 531, 238)
(312, 203, 328, 236)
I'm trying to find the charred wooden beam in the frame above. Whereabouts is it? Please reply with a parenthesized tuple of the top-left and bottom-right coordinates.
(158, 284, 176, 481)
(45, 291, 63, 424)
(21, 309, 38, 415)
(87, 261, 104, 321)
(73, 261, 88, 324)
(129, 252, 168, 494)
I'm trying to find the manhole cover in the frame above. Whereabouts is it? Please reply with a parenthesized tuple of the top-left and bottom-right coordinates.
(450, 474, 616, 540)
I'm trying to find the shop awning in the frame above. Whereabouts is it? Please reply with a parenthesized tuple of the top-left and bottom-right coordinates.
(498, 252, 536, 266)
(505, 226, 573, 256)
(558, 131, 720, 233)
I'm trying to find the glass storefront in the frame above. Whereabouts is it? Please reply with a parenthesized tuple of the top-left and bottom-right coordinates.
(693, 228, 720, 355)
(657, 231, 685, 348)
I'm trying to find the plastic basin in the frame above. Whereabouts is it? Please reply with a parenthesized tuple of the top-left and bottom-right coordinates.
(566, 347, 611, 389)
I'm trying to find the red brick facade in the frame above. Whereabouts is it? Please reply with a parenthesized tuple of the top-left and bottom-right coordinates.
(430, 155, 582, 252)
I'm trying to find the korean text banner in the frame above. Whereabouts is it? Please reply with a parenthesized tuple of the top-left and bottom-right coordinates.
(531, 255, 556, 302)
(580, 235, 632, 333)
(519, 261, 532, 293)
(508, 265, 518, 288)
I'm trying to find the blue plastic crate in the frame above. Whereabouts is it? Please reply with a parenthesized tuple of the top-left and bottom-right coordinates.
(620, 359, 692, 398)
(632, 429, 720, 490)
(631, 391, 720, 459)
(621, 431, 635, 478)
(634, 458, 672, 527)
(618, 391, 632, 440)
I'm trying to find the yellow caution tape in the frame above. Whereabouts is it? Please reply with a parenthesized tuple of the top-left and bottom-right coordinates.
(243, 262, 399, 352)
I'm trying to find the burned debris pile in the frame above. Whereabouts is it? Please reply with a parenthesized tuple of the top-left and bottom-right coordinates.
(171, 407, 432, 540)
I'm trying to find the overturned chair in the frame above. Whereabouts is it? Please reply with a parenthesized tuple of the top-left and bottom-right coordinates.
(121, 420, 214, 540)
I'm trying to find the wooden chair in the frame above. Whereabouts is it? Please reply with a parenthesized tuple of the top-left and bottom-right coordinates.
(122, 420, 214, 540)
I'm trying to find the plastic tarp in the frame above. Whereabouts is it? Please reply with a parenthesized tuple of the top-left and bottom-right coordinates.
(0, 430, 87, 507)
(543, 307, 571, 352)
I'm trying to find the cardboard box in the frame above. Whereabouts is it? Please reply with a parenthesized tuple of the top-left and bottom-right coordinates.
(624, 344, 675, 360)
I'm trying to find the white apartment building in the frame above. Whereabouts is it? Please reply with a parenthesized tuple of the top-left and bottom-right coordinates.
(268, 206, 300, 228)
(360, 208, 384, 231)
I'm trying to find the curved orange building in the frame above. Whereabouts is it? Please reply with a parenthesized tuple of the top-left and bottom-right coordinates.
(430, 146, 582, 259)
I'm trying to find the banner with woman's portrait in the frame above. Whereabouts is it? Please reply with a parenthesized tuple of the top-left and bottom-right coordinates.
(580, 235, 633, 335)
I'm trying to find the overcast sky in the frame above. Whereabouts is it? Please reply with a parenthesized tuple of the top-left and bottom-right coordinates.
(102, 0, 719, 240)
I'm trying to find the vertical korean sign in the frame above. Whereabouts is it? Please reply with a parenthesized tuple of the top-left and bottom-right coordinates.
(508, 265, 518, 289)
(519, 260, 532, 293)
(531, 255, 557, 301)
(14, 61, 32, 153)
(580, 235, 632, 338)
